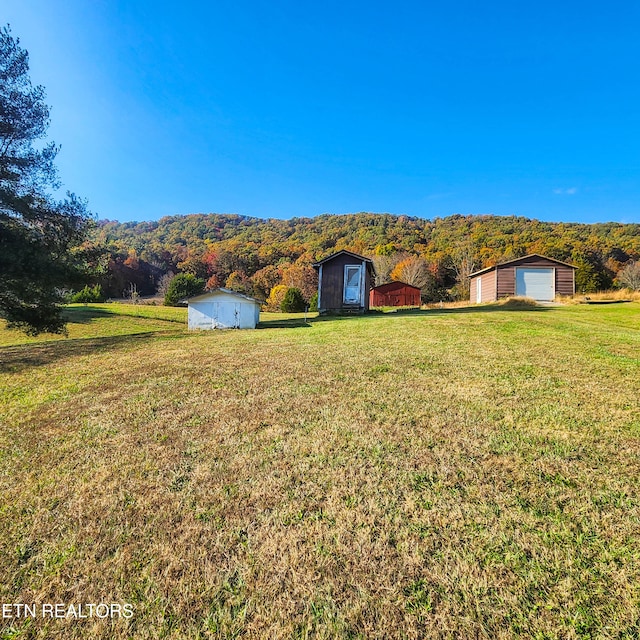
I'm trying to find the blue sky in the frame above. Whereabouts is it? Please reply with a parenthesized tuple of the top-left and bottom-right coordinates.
(5, 0, 640, 223)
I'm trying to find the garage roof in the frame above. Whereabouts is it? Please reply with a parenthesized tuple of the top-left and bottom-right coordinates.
(469, 254, 577, 278)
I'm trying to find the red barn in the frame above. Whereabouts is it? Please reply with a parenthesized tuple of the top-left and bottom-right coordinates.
(370, 281, 421, 307)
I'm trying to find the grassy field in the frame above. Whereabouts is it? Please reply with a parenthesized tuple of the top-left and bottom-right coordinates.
(1, 301, 639, 639)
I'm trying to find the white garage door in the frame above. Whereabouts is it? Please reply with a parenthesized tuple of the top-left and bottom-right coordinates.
(515, 268, 554, 301)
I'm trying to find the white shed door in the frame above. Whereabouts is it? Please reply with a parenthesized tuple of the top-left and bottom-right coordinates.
(476, 278, 482, 303)
(209, 302, 218, 328)
(515, 268, 554, 301)
(218, 302, 240, 328)
(343, 265, 362, 304)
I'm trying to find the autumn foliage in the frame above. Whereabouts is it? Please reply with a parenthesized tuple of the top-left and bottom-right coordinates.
(91, 212, 640, 301)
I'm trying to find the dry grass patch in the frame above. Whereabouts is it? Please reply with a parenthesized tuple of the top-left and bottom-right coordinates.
(1, 303, 640, 638)
(558, 288, 640, 304)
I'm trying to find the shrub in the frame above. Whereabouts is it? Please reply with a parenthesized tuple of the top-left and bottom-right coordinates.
(164, 273, 205, 306)
(70, 284, 104, 303)
(573, 253, 614, 293)
(264, 284, 288, 312)
(281, 287, 305, 312)
(309, 292, 318, 312)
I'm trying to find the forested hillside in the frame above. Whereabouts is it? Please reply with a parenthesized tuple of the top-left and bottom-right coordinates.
(88, 213, 640, 301)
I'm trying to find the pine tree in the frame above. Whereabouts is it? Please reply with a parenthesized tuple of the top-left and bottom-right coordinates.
(0, 25, 91, 334)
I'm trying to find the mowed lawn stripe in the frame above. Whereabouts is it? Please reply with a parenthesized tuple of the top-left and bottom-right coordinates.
(1, 303, 639, 639)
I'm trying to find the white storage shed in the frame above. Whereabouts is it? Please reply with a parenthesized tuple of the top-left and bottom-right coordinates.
(187, 289, 261, 330)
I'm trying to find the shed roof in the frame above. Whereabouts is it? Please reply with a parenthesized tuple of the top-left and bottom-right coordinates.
(312, 250, 374, 267)
(469, 253, 578, 278)
(186, 288, 261, 304)
(312, 250, 375, 276)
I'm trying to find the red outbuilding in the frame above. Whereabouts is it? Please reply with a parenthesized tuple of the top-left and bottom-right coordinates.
(370, 281, 421, 307)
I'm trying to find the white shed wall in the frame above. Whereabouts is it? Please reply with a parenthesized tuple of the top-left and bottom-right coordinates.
(187, 292, 260, 329)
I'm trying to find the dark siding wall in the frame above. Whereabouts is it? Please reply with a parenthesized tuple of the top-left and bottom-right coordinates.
(319, 253, 371, 312)
(497, 267, 516, 298)
(556, 267, 575, 296)
(363, 268, 372, 311)
(364, 264, 371, 311)
(319, 260, 344, 311)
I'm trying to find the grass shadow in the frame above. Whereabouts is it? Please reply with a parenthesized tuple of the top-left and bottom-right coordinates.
(61, 306, 118, 324)
(0, 330, 185, 373)
(310, 301, 553, 322)
(415, 302, 554, 315)
(257, 318, 313, 329)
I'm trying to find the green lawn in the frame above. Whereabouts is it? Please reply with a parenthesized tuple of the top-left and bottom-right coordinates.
(1, 302, 639, 639)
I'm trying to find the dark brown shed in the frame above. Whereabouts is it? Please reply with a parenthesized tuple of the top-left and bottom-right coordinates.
(313, 250, 375, 314)
(370, 281, 421, 307)
(469, 254, 577, 303)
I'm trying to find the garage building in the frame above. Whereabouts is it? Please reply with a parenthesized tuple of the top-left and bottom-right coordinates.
(469, 254, 576, 303)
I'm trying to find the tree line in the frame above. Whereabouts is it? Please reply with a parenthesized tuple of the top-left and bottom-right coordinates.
(86, 212, 640, 304)
(2, 22, 640, 335)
